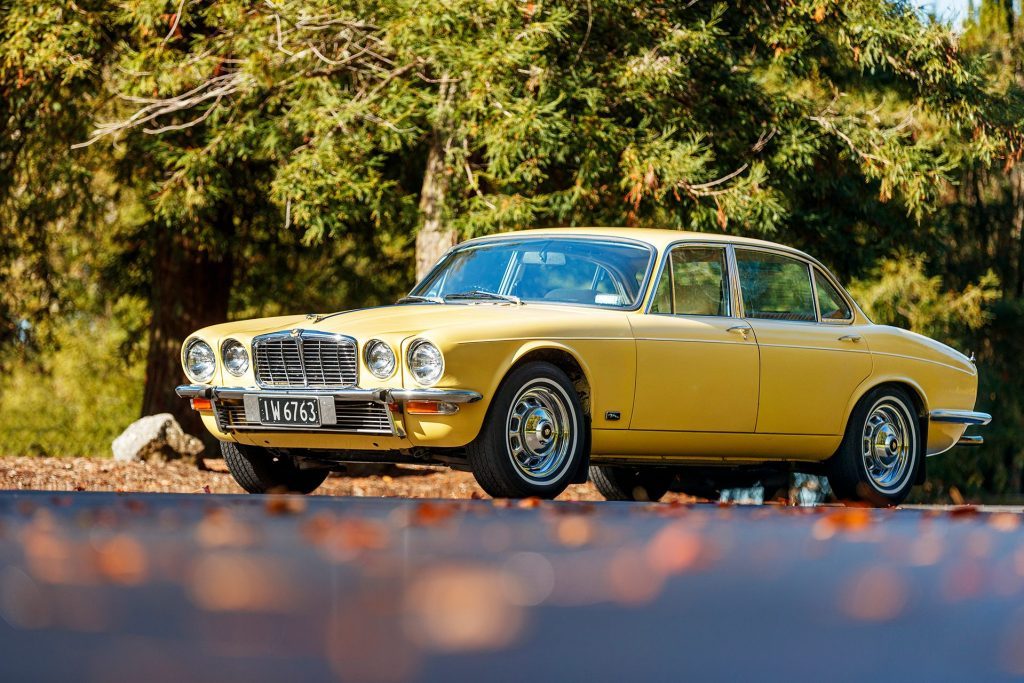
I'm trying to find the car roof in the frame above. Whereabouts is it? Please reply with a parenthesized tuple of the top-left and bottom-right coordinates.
(462, 226, 811, 258)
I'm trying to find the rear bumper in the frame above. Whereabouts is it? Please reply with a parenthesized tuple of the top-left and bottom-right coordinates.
(929, 409, 992, 426)
(175, 384, 483, 405)
(928, 409, 991, 451)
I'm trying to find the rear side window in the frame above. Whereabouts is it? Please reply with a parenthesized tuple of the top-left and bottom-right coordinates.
(735, 250, 815, 322)
(650, 246, 730, 316)
(814, 268, 853, 322)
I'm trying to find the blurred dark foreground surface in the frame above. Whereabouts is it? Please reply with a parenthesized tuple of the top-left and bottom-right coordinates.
(0, 492, 1023, 682)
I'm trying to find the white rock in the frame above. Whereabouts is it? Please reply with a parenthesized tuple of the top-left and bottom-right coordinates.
(111, 413, 205, 462)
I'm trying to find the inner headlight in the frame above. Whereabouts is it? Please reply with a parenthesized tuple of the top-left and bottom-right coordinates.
(364, 339, 396, 379)
(221, 339, 249, 377)
(408, 340, 443, 386)
(183, 339, 216, 383)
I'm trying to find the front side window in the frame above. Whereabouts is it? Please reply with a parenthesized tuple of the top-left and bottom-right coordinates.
(650, 246, 730, 316)
(412, 238, 654, 308)
(736, 250, 815, 322)
(814, 268, 853, 321)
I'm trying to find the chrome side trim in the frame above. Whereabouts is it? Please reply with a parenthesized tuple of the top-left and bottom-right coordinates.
(176, 384, 482, 404)
(870, 351, 978, 377)
(929, 409, 992, 426)
(958, 435, 984, 446)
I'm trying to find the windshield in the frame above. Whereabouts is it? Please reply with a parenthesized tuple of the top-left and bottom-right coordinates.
(410, 238, 655, 308)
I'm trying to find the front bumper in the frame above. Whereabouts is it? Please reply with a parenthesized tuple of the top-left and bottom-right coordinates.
(175, 384, 483, 404)
(176, 384, 483, 439)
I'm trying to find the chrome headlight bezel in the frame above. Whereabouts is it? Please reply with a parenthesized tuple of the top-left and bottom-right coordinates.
(221, 338, 250, 377)
(183, 338, 216, 383)
(364, 339, 397, 379)
(407, 339, 444, 386)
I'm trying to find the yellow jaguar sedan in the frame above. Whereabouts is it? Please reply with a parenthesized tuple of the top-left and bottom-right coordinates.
(177, 228, 990, 506)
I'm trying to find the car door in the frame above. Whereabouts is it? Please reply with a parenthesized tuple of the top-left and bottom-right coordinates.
(628, 244, 760, 432)
(734, 248, 872, 436)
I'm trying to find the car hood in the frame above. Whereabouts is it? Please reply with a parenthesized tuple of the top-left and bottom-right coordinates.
(191, 302, 632, 345)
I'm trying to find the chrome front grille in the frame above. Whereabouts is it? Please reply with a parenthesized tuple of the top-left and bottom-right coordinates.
(253, 331, 358, 388)
(215, 399, 393, 435)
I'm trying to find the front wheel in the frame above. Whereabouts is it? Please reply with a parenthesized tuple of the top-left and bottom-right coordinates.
(221, 441, 329, 494)
(468, 361, 586, 499)
(827, 386, 922, 507)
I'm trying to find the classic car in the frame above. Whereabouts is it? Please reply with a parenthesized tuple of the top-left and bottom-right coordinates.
(176, 227, 990, 506)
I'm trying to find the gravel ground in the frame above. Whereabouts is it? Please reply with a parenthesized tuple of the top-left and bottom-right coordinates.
(0, 456, 664, 501)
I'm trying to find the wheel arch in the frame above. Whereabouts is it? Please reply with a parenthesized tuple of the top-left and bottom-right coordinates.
(507, 342, 593, 417)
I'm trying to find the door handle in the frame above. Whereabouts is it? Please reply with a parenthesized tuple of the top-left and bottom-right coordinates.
(727, 325, 751, 340)
(838, 334, 862, 343)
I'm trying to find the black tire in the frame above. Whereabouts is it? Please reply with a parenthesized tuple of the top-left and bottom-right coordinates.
(221, 441, 329, 494)
(827, 385, 922, 507)
(590, 466, 673, 502)
(467, 361, 586, 499)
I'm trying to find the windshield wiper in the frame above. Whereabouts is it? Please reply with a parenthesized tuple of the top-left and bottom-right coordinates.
(395, 295, 444, 304)
(444, 290, 523, 305)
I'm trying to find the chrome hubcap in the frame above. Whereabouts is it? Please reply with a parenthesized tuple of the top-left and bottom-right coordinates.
(506, 382, 574, 482)
(862, 399, 915, 492)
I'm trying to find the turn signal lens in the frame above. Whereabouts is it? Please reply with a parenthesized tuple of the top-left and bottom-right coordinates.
(405, 401, 458, 415)
(191, 398, 213, 412)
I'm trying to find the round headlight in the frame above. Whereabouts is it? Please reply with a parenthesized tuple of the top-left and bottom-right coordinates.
(408, 340, 444, 386)
(221, 339, 249, 377)
(364, 340, 396, 379)
(183, 339, 216, 383)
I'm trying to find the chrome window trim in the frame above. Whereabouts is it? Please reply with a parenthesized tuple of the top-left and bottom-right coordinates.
(726, 244, 744, 319)
(811, 266, 855, 325)
(643, 241, 739, 318)
(731, 244, 857, 327)
(251, 329, 359, 388)
(409, 234, 658, 312)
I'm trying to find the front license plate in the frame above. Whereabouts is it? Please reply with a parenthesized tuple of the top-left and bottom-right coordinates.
(257, 396, 321, 427)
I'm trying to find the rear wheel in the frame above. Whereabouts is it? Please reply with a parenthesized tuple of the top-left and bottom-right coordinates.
(221, 441, 329, 494)
(591, 466, 673, 502)
(468, 361, 586, 499)
(827, 386, 921, 507)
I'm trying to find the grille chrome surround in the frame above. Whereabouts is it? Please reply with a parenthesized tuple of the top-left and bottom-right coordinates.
(214, 399, 394, 435)
(252, 330, 358, 388)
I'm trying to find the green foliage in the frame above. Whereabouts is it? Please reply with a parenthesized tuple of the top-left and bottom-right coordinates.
(848, 254, 999, 339)
(0, 301, 146, 457)
(2, 0, 1024, 505)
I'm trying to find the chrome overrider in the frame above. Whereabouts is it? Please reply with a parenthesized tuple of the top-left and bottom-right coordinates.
(930, 409, 992, 448)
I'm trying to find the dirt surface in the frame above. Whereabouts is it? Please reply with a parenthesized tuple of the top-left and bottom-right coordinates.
(0, 456, 656, 501)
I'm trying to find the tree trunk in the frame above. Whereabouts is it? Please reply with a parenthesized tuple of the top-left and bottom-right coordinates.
(140, 220, 234, 449)
(415, 135, 456, 280)
(415, 74, 457, 282)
